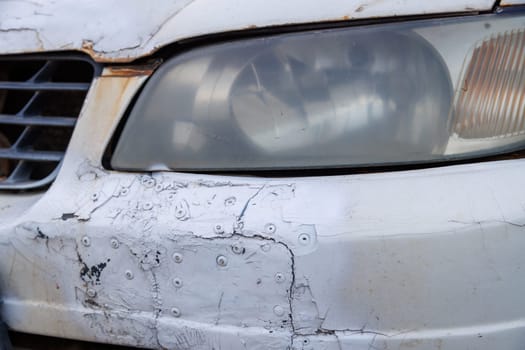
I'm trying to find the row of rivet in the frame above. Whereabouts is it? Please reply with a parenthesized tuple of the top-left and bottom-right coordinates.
(168, 305, 286, 318)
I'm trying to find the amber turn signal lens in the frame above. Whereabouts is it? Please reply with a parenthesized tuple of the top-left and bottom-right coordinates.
(454, 30, 525, 139)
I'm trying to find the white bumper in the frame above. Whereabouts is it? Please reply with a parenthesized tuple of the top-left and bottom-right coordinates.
(0, 72, 524, 349)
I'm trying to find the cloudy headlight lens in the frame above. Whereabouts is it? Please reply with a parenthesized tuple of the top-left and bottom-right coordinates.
(111, 12, 525, 171)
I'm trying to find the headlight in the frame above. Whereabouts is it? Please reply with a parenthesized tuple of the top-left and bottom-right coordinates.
(111, 11, 525, 171)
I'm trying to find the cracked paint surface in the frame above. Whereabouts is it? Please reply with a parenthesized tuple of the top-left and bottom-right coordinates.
(2, 68, 525, 350)
(0, 0, 497, 62)
(4, 159, 525, 349)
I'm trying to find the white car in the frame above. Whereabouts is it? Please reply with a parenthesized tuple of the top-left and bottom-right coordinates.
(1, 1, 525, 349)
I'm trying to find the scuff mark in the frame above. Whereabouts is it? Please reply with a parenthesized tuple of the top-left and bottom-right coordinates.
(83, 312, 158, 346)
(170, 328, 207, 350)
(122, 242, 165, 347)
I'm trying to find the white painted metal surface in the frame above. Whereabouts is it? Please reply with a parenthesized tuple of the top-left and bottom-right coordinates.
(1, 67, 525, 349)
(3, 1, 525, 349)
(0, 0, 496, 62)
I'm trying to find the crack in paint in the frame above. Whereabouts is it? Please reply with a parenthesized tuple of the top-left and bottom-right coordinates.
(235, 184, 267, 230)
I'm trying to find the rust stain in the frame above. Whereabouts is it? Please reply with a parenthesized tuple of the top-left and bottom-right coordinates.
(92, 75, 137, 121)
(80, 39, 153, 64)
(81, 39, 94, 51)
(103, 59, 163, 77)
(342, 15, 351, 20)
(246, 24, 258, 29)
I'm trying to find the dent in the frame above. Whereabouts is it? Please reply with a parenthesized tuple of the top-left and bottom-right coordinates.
(4, 164, 310, 348)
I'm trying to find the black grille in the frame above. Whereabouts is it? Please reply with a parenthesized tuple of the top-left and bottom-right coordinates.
(0, 55, 101, 190)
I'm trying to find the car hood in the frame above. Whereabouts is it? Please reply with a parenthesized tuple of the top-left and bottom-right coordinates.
(0, 0, 497, 62)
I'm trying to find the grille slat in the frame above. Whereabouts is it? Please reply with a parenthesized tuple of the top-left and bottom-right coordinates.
(0, 149, 63, 162)
(0, 81, 90, 91)
(0, 55, 100, 190)
(0, 114, 76, 127)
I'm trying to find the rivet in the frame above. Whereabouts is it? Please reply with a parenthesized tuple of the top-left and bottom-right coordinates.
(81, 236, 91, 247)
(172, 252, 183, 263)
(298, 233, 311, 245)
(119, 187, 129, 196)
(172, 277, 183, 288)
(142, 202, 153, 211)
(125, 270, 134, 280)
(171, 307, 181, 317)
(302, 338, 310, 345)
(231, 243, 244, 255)
(224, 196, 236, 206)
(274, 273, 285, 283)
(110, 238, 120, 249)
(174, 202, 189, 220)
(155, 184, 164, 192)
(265, 223, 277, 234)
(86, 288, 97, 298)
(141, 176, 155, 188)
(216, 255, 228, 267)
(91, 193, 99, 201)
(273, 305, 285, 317)
(214, 224, 224, 235)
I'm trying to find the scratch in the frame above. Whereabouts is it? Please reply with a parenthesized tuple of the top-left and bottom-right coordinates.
(236, 184, 267, 230)
(0, 27, 37, 33)
(143, 0, 198, 47)
(334, 332, 343, 350)
(244, 251, 257, 261)
(368, 333, 378, 350)
(0, 27, 43, 48)
(7, 250, 16, 281)
(215, 291, 224, 325)
(449, 219, 525, 227)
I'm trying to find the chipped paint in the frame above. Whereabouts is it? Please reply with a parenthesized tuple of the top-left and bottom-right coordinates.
(0, 0, 497, 62)
(2, 11, 525, 348)
(103, 60, 163, 78)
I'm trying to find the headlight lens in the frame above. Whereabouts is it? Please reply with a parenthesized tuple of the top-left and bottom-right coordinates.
(111, 11, 525, 171)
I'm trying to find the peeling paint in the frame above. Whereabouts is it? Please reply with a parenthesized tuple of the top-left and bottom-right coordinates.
(0, 0, 497, 62)
(102, 60, 163, 78)
(3, 41, 525, 349)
